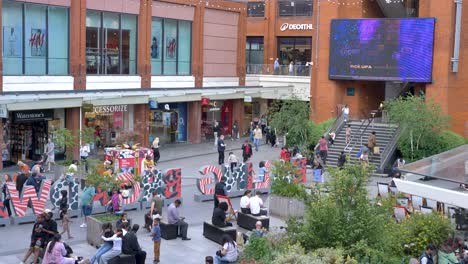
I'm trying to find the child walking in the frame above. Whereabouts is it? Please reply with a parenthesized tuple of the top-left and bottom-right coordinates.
(227, 152, 238, 173)
(152, 215, 161, 264)
(60, 208, 74, 239)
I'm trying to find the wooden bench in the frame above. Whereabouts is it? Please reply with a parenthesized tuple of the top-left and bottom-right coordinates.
(160, 221, 178, 240)
(108, 254, 136, 264)
(237, 212, 269, 231)
(203, 221, 237, 245)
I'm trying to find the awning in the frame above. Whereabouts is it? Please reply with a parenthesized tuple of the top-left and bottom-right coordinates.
(155, 93, 201, 103)
(7, 98, 83, 111)
(85, 96, 149, 106)
(208, 92, 245, 100)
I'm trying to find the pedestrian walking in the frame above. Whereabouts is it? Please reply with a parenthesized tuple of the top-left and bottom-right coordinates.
(214, 121, 221, 147)
(367, 131, 377, 155)
(2, 174, 13, 217)
(342, 104, 350, 122)
(288, 61, 294, 75)
(80, 183, 96, 228)
(80, 144, 90, 173)
(318, 136, 328, 164)
(345, 124, 352, 144)
(45, 138, 56, 172)
(228, 152, 238, 173)
(217, 135, 226, 165)
(152, 137, 160, 163)
(253, 125, 262, 151)
(232, 121, 239, 140)
(152, 216, 161, 264)
(249, 121, 255, 143)
(274, 58, 280, 75)
(328, 131, 336, 145)
(59, 208, 74, 239)
(241, 140, 253, 162)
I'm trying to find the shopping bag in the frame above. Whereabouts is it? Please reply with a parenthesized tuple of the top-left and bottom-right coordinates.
(373, 146, 380, 154)
(313, 169, 323, 183)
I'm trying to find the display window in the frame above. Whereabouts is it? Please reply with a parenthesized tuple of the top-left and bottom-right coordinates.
(5, 109, 64, 163)
(86, 11, 137, 74)
(2, 1, 69, 75)
(84, 104, 131, 147)
(151, 17, 192, 75)
(148, 103, 187, 144)
(278, 37, 312, 75)
(201, 100, 233, 140)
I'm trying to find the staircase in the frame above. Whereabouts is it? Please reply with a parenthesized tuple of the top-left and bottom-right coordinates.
(326, 120, 400, 171)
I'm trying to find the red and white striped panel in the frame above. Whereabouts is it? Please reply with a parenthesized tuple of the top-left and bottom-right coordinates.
(202, 165, 222, 182)
(255, 160, 271, 189)
(117, 173, 141, 205)
(8, 180, 52, 217)
(198, 177, 214, 195)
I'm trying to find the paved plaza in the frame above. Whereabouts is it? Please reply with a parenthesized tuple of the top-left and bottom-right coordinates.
(0, 140, 286, 264)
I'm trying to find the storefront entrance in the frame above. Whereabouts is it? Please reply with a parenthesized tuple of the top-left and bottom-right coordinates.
(84, 104, 130, 147)
(201, 100, 233, 140)
(149, 103, 187, 144)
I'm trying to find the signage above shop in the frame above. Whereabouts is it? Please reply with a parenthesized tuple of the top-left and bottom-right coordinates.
(201, 98, 210, 106)
(0, 105, 8, 118)
(244, 96, 252, 103)
(93, 105, 128, 113)
(148, 100, 158, 109)
(12, 109, 54, 122)
(280, 23, 313, 32)
(82, 103, 94, 112)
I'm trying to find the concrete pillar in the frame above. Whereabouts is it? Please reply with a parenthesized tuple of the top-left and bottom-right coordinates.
(65, 108, 81, 159)
(70, 0, 86, 90)
(188, 101, 202, 144)
(237, 8, 247, 86)
(134, 104, 149, 148)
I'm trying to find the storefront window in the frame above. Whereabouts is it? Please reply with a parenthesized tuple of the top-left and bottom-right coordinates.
(149, 103, 187, 144)
(278, 0, 313, 17)
(247, 2, 265, 17)
(201, 100, 233, 140)
(278, 37, 312, 75)
(151, 18, 192, 75)
(246, 37, 264, 73)
(2, 1, 69, 75)
(86, 11, 137, 75)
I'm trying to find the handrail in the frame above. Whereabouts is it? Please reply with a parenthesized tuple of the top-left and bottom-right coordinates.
(379, 125, 402, 171)
(344, 117, 374, 154)
(314, 112, 345, 152)
(344, 118, 367, 152)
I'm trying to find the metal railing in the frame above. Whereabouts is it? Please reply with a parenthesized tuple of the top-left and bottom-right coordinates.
(314, 112, 346, 152)
(379, 125, 402, 171)
(246, 64, 311, 76)
(344, 117, 373, 154)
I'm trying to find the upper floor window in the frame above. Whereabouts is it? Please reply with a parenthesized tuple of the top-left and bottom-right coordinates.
(86, 11, 137, 75)
(247, 2, 265, 17)
(278, 0, 313, 17)
(151, 18, 192, 76)
(2, 1, 69, 75)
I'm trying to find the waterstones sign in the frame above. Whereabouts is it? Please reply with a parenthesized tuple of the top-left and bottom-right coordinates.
(12, 109, 53, 122)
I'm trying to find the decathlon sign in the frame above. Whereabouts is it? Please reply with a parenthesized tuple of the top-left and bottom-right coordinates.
(280, 23, 313, 31)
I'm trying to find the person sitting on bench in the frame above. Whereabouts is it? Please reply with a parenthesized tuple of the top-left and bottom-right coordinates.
(249, 191, 267, 216)
(212, 202, 233, 227)
(239, 190, 251, 214)
(167, 200, 191, 240)
(122, 224, 147, 264)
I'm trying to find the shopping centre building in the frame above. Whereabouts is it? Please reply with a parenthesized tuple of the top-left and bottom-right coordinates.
(0, 0, 300, 168)
(1, 0, 467, 168)
(243, 0, 468, 138)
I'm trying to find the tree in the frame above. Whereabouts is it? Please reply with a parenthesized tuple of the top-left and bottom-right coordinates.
(385, 94, 450, 161)
(81, 126, 96, 145)
(269, 99, 312, 148)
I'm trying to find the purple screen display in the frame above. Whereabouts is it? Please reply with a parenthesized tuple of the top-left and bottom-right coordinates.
(328, 18, 435, 83)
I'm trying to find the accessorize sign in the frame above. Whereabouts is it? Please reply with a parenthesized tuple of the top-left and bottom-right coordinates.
(12, 109, 53, 122)
(280, 23, 313, 31)
(93, 105, 128, 113)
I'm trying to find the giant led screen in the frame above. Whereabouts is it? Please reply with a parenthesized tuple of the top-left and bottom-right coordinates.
(328, 18, 435, 83)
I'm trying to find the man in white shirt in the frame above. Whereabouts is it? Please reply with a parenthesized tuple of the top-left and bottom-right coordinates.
(80, 144, 90, 173)
(240, 190, 251, 214)
(249, 191, 266, 216)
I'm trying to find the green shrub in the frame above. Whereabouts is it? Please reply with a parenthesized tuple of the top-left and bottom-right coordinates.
(271, 179, 308, 200)
(437, 130, 465, 151)
(93, 213, 121, 223)
(242, 236, 272, 262)
(310, 118, 335, 147)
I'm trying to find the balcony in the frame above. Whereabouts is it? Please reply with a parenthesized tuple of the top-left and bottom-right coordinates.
(246, 64, 311, 77)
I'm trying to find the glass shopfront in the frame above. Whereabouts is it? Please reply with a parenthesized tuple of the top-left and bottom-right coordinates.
(201, 100, 233, 140)
(4, 109, 64, 164)
(84, 104, 132, 147)
(278, 37, 312, 74)
(149, 103, 187, 144)
(151, 18, 192, 75)
(86, 11, 137, 74)
(2, 1, 69, 75)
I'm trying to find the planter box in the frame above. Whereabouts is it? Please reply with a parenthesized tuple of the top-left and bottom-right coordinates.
(269, 195, 305, 219)
(86, 215, 119, 247)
